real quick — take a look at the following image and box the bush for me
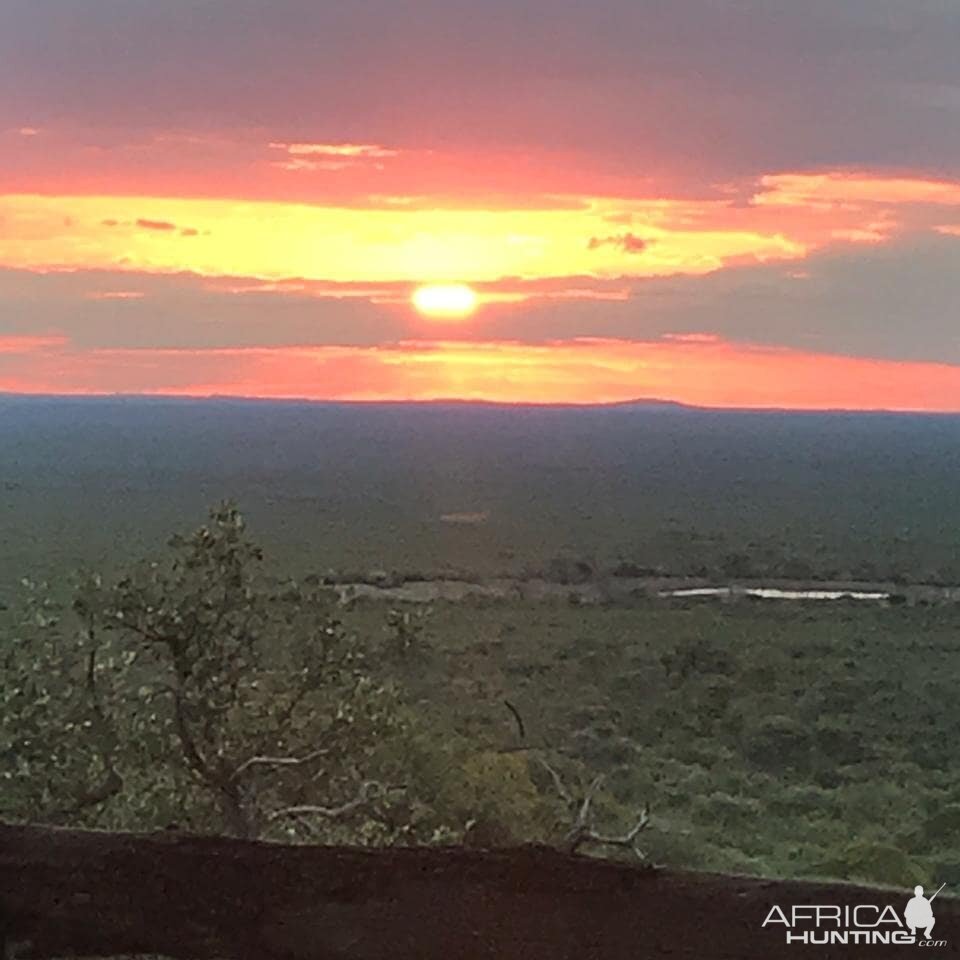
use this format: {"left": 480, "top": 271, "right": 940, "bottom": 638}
{"left": 922, "top": 803, "right": 960, "bottom": 847}
{"left": 691, "top": 791, "right": 762, "bottom": 829}
{"left": 816, "top": 841, "right": 926, "bottom": 887}
{"left": 741, "top": 715, "right": 812, "bottom": 773}
{"left": 812, "top": 716, "right": 869, "bottom": 766}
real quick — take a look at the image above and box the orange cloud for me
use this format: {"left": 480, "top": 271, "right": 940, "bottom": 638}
{"left": 755, "top": 172, "right": 960, "bottom": 209}
{"left": 136, "top": 218, "right": 178, "bottom": 232}
{"left": 3, "top": 336, "right": 960, "bottom": 412}
{"left": 100, "top": 217, "right": 200, "bottom": 236}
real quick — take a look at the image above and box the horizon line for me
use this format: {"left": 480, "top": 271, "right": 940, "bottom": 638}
{"left": 2, "top": 390, "right": 959, "bottom": 417}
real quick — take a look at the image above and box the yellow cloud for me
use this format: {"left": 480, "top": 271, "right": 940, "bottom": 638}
{"left": 0, "top": 193, "right": 805, "bottom": 284}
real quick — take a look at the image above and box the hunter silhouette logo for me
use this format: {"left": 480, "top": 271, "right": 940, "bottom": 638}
{"left": 762, "top": 883, "right": 949, "bottom": 947}
{"left": 905, "top": 884, "right": 945, "bottom": 941}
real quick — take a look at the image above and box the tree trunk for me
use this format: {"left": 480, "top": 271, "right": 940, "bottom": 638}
{"left": 0, "top": 822, "right": 953, "bottom": 959}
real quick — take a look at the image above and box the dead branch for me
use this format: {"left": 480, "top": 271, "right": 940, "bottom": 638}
{"left": 568, "top": 806, "right": 651, "bottom": 860}
{"left": 231, "top": 748, "right": 328, "bottom": 781}
{"left": 569, "top": 774, "right": 606, "bottom": 836}
{"left": 267, "top": 780, "right": 403, "bottom": 822}
{"left": 503, "top": 700, "right": 525, "bottom": 741}
{"left": 540, "top": 763, "right": 650, "bottom": 860}
{"left": 537, "top": 757, "right": 574, "bottom": 807}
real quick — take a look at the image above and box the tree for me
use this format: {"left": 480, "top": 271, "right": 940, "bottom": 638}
{"left": 1, "top": 502, "right": 650, "bottom": 857}
{"left": 1, "top": 503, "right": 409, "bottom": 842}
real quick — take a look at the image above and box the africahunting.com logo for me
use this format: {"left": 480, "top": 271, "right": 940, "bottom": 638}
{"left": 762, "top": 884, "right": 948, "bottom": 947}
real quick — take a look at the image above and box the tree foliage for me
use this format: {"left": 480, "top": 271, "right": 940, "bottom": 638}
{"left": 2, "top": 504, "right": 412, "bottom": 841}
{"left": 1, "top": 503, "right": 603, "bottom": 854}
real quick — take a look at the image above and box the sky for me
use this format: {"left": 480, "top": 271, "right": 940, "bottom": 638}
{"left": 2, "top": 0, "right": 960, "bottom": 409}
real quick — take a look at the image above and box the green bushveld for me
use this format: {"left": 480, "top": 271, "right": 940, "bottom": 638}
{"left": 2, "top": 503, "right": 959, "bottom": 890}
{"left": 343, "top": 585, "right": 960, "bottom": 887}
{"left": 3, "top": 399, "right": 960, "bottom": 592}
{"left": 0, "top": 505, "right": 563, "bottom": 847}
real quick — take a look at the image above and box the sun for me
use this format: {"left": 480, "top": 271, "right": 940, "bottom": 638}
{"left": 412, "top": 283, "right": 478, "bottom": 319}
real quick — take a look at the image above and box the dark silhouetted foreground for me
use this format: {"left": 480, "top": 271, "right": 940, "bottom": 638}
{"left": 1, "top": 823, "right": 955, "bottom": 959}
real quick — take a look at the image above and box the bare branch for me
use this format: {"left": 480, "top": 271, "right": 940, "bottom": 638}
{"left": 569, "top": 806, "right": 651, "bottom": 860}
{"left": 231, "top": 748, "right": 328, "bottom": 781}
{"left": 503, "top": 700, "right": 525, "bottom": 741}
{"left": 538, "top": 759, "right": 650, "bottom": 861}
{"left": 268, "top": 781, "right": 404, "bottom": 822}
{"left": 537, "top": 758, "right": 574, "bottom": 808}
{"left": 570, "top": 774, "right": 605, "bottom": 836}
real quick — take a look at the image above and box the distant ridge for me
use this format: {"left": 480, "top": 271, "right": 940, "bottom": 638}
{"left": 2, "top": 391, "right": 959, "bottom": 415}
{"left": 0, "top": 391, "right": 694, "bottom": 410}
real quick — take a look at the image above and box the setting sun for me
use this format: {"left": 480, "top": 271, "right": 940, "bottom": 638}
{"left": 412, "top": 283, "right": 479, "bottom": 319}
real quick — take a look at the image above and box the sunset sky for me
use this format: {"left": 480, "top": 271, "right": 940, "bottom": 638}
{"left": 2, "top": 0, "right": 960, "bottom": 409}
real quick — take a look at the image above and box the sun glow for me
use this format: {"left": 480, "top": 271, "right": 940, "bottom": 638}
{"left": 412, "top": 283, "right": 479, "bottom": 319}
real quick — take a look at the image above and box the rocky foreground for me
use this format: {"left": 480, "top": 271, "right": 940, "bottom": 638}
{"left": 1, "top": 823, "right": 955, "bottom": 959}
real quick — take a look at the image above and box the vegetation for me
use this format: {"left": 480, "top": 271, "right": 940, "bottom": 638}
{"left": 0, "top": 504, "right": 631, "bottom": 853}
{"left": 2, "top": 399, "right": 959, "bottom": 890}
{"left": 3, "top": 398, "right": 960, "bottom": 590}
{"left": 342, "top": 595, "right": 960, "bottom": 887}
{"left": 3, "top": 501, "right": 958, "bottom": 891}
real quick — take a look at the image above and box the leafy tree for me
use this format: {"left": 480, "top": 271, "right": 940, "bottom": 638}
{"left": 1, "top": 577, "right": 131, "bottom": 824}
{"left": 1, "top": 504, "right": 410, "bottom": 841}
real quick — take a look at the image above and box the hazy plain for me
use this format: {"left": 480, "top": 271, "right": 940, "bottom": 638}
{"left": 3, "top": 396, "right": 960, "bottom": 593}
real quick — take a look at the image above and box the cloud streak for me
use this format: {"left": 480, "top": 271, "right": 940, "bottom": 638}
{"left": 587, "top": 232, "right": 650, "bottom": 254}
{"left": 0, "top": 192, "right": 807, "bottom": 282}
{"left": 2, "top": 227, "right": 959, "bottom": 364}
{"left": 2, "top": 335, "right": 960, "bottom": 412}
{"left": 0, "top": 2, "right": 958, "bottom": 404}
{"left": 2, "top": 0, "right": 958, "bottom": 183}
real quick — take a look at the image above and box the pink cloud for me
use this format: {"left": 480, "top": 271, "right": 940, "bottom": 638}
{"left": 268, "top": 141, "right": 399, "bottom": 173}
{"left": 0, "top": 334, "right": 67, "bottom": 353}
{"left": 3, "top": 335, "right": 960, "bottom": 412}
